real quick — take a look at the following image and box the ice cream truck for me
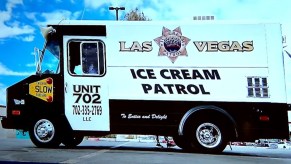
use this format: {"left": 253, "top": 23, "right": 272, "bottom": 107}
{"left": 1, "top": 20, "right": 291, "bottom": 153}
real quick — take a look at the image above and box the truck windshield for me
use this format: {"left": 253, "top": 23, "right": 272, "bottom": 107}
{"left": 38, "top": 38, "right": 60, "bottom": 74}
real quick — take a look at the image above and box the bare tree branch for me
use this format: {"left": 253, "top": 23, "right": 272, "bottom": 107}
{"left": 124, "top": 8, "right": 151, "bottom": 21}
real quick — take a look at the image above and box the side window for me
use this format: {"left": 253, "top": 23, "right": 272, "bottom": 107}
{"left": 68, "top": 41, "right": 81, "bottom": 74}
{"left": 68, "top": 40, "right": 106, "bottom": 76}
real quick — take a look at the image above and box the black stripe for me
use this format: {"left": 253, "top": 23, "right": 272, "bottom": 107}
{"left": 51, "top": 25, "right": 106, "bottom": 36}
{"left": 109, "top": 99, "right": 289, "bottom": 139}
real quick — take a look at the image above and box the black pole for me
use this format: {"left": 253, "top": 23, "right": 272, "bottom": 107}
{"left": 109, "top": 7, "right": 125, "bottom": 21}
{"left": 116, "top": 10, "right": 118, "bottom": 21}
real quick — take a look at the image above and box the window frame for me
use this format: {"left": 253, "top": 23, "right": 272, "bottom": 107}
{"left": 246, "top": 76, "right": 269, "bottom": 98}
{"left": 68, "top": 39, "right": 106, "bottom": 77}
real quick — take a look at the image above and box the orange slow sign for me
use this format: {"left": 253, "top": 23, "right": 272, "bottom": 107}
{"left": 29, "top": 77, "right": 53, "bottom": 102}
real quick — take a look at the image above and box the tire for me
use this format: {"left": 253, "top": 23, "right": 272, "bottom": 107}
{"left": 29, "top": 118, "right": 62, "bottom": 148}
{"left": 185, "top": 117, "right": 228, "bottom": 154}
{"left": 62, "top": 135, "right": 84, "bottom": 148}
{"left": 173, "top": 135, "right": 195, "bottom": 152}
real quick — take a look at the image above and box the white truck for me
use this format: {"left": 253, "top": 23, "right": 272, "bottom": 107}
{"left": 1, "top": 20, "right": 290, "bottom": 153}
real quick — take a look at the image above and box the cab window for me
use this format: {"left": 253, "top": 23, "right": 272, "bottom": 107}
{"left": 68, "top": 40, "right": 106, "bottom": 76}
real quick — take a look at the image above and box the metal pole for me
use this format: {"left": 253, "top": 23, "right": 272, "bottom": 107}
{"left": 109, "top": 7, "right": 125, "bottom": 21}
{"left": 116, "top": 9, "right": 118, "bottom": 21}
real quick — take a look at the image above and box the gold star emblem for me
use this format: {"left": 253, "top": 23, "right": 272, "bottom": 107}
{"left": 154, "top": 27, "right": 190, "bottom": 63}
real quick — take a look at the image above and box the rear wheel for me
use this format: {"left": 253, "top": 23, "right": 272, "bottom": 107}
{"left": 173, "top": 135, "right": 194, "bottom": 152}
{"left": 29, "top": 118, "right": 62, "bottom": 148}
{"left": 185, "top": 117, "right": 228, "bottom": 154}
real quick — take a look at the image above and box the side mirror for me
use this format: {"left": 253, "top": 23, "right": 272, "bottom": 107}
{"left": 40, "top": 26, "right": 56, "bottom": 41}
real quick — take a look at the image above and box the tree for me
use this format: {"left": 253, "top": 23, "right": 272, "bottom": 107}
{"left": 124, "top": 8, "right": 151, "bottom": 21}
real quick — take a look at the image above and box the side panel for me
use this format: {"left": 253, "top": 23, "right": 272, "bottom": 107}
{"left": 106, "top": 23, "right": 286, "bottom": 103}
{"left": 105, "top": 22, "right": 289, "bottom": 140}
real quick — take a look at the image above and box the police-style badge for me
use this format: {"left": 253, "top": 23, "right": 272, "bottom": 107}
{"left": 154, "top": 27, "right": 190, "bottom": 63}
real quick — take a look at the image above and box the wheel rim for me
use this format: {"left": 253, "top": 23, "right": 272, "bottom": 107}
{"left": 195, "top": 122, "right": 222, "bottom": 148}
{"left": 34, "top": 119, "right": 55, "bottom": 143}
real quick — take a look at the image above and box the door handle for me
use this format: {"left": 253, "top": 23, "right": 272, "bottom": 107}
{"left": 65, "top": 82, "right": 67, "bottom": 93}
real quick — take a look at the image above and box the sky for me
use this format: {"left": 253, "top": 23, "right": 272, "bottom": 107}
{"left": 0, "top": 0, "right": 291, "bottom": 105}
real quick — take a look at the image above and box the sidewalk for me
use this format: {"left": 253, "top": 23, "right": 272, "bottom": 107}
{"left": 88, "top": 135, "right": 156, "bottom": 143}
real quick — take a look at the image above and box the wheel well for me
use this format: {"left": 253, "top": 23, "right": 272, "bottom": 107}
{"left": 179, "top": 106, "right": 238, "bottom": 140}
{"left": 28, "top": 114, "right": 71, "bottom": 135}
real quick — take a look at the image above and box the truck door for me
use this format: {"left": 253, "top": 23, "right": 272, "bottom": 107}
{"left": 63, "top": 36, "right": 109, "bottom": 131}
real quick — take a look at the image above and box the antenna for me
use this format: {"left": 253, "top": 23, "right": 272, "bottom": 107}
{"left": 58, "top": 17, "right": 66, "bottom": 25}
{"left": 81, "top": 6, "right": 85, "bottom": 20}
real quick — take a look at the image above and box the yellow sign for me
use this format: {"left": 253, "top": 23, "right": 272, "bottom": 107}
{"left": 29, "top": 77, "right": 53, "bottom": 102}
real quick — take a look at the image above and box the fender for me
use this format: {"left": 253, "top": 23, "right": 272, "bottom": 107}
{"left": 178, "top": 105, "right": 238, "bottom": 137}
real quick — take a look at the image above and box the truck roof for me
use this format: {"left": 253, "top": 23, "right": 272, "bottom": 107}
{"left": 48, "top": 19, "right": 282, "bottom": 27}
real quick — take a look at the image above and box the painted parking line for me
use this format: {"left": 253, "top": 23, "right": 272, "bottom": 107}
{"left": 60, "top": 142, "right": 129, "bottom": 164}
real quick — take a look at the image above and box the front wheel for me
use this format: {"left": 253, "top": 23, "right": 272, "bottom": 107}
{"left": 62, "top": 135, "right": 84, "bottom": 147}
{"left": 29, "top": 118, "right": 62, "bottom": 148}
{"left": 186, "top": 118, "right": 228, "bottom": 154}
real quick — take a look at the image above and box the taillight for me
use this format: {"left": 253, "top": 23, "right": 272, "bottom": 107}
{"left": 12, "top": 110, "right": 21, "bottom": 116}
{"left": 259, "top": 115, "right": 269, "bottom": 121}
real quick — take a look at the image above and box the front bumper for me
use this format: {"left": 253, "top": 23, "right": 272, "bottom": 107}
{"left": 1, "top": 117, "right": 16, "bottom": 129}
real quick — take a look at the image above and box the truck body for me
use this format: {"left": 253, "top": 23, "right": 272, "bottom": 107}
{"left": 1, "top": 20, "right": 290, "bottom": 153}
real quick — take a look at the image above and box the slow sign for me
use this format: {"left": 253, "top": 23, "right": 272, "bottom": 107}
{"left": 29, "top": 77, "right": 53, "bottom": 102}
